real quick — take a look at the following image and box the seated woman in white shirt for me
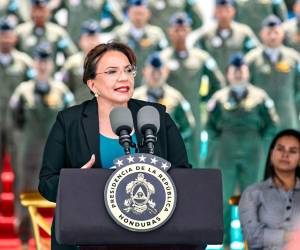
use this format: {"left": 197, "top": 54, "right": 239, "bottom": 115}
{"left": 239, "top": 129, "right": 300, "bottom": 250}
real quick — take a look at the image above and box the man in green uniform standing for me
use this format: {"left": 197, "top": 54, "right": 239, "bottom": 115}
{"left": 61, "top": 19, "right": 102, "bottom": 104}
{"left": 112, "top": 0, "right": 168, "bottom": 87}
{"left": 206, "top": 53, "right": 278, "bottom": 248}
{"left": 15, "top": 0, "right": 77, "bottom": 69}
{"left": 246, "top": 15, "right": 300, "bottom": 130}
{"left": 160, "top": 12, "right": 225, "bottom": 167}
{"left": 283, "top": 0, "right": 300, "bottom": 52}
{"left": 60, "top": 0, "right": 124, "bottom": 42}
{"left": 0, "top": 16, "right": 33, "bottom": 186}
{"left": 234, "top": 0, "right": 288, "bottom": 35}
{"left": 134, "top": 53, "right": 195, "bottom": 165}
{"left": 147, "top": 0, "right": 203, "bottom": 33}
{"left": 9, "top": 41, "right": 74, "bottom": 243}
{"left": 191, "top": 0, "right": 259, "bottom": 74}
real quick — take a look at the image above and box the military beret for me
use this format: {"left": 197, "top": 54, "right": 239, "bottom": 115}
{"left": 216, "top": 0, "right": 234, "bottom": 6}
{"left": 34, "top": 41, "right": 52, "bottom": 60}
{"left": 147, "top": 53, "right": 163, "bottom": 69}
{"left": 80, "top": 19, "right": 101, "bottom": 35}
{"left": 31, "top": 0, "right": 49, "bottom": 6}
{"left": 169, "top": 12, "right": 192, "bottom": 26}
{"left": 262, "top": 15, "right": 282, "bottom": 28}
{"left": 128, "top": 0, "right": 147, "bottom": 7}
{"left": 229, "top": 52, "right": 245, "bottom": 67}
{"left": 0, "top": 17, "right": 15, "bottom": 31}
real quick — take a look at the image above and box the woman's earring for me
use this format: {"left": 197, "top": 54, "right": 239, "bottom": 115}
{"left": 94, "top": 91, "right": 99, "bottom": 98}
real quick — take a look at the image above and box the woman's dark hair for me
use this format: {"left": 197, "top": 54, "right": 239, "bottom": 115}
{"left": 264, "top": 129, "right": 300, "bottom": 180}
{"left": 82, "top": 41, "right": 137, "bottom": 84}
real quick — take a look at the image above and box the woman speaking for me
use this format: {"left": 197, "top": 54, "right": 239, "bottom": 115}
{"left": 38, "top": 42, "right": 191, "bottom": 250}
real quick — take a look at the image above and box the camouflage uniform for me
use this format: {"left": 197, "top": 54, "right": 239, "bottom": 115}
{"left": 15, "top": 21, "right": 77, "bottom": 68}
{"left": 113, "top": 22, "right": 168, "bottom": 86}
{"left": 134, "top": 84, "right": 195, "bottom": 166}
{"left": 191, "top": 21, "right": 259, "bottom": 74}
{"left": 234, "top": 0, "right": 288, "bottom": 34}
{"left": 160, "top": 46, "right": 225, "bottom": 166}
{"left": 63, "top": 0, "right": 124, "bottom": 42}
{"left": 62, "top": 52, "right": 91, "bottom": 103}
{"left": 283, "top": 18, "right": 300, "bottom": 52}
{"left": 147, "top": 0, "right": 203, "bottom": 33}
{"left": 245, "top": 46, "right": 300, "bottom": 130}
{"left": 206, "top": 83, "right": 278, "bottom": 245}
{"left": 9, "top": 78, "right": 74, "bottom": 241}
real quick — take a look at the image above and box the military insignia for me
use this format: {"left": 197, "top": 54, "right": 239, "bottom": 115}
{"left": 276, "top": 61, "right": 290, "bottom": 73}
{"left": 261, "top": 64, "right": 271, "bottom": 74}
{"left": 104, "top": 153, "right": 177, "bottom": 232}
{"left": 167, "top": 59, "right": 180, "bottom": 71}
{"left": 44, "top": 93, "right": 61, "bottom": 108}
{"left": 140, "top": 38, "right": 152, "bottom": 48}
{"left": 211, "top": 36, "right": 222, "bottom": 48}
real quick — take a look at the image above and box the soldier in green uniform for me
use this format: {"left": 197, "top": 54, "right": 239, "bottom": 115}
{"left": 147, "top": 0, "right": 203, "bottom": 33}
{"left": 246, "top": 15, "right": 300, "bottom": 130}
{"left": 112, "top": 0, "right": 169, "bottom": 87}
{"left": 9, "top": 42, "right": 74, "bottom": 243}
{"left": 133, "top": 53, "right": 195, "bottom": 165}
{"left": 160, "top": 12, "right": 225, "bottom": 167}
{"left": 283, "top": 0, "right": 300, "bottom": 52}
{"left": 191, "top": 0, "right": 259, "bottom": 74}
{"left": 234, "top": 0, "right": 288, "bottom": 35}
{"left": 57, "top": 0, "right": 124, "bottom": 43}
{"left": 0, "top": 17, "right": 33, "bottom": 187}
{"left": 206, "top": 53, "right": 278, "bottom": 247}
{"left": 61, "top": 19, "right": 102, "bottom": 104}
{"left": 15, "top": 0, "right": 77, "bottom": 69}
{"left": 0, "top": 0, "right": 31, "bottom": 24}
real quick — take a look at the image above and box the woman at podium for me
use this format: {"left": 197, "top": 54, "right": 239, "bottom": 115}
{"left": 39, "top": 41, "right": 191, "bottom": 250}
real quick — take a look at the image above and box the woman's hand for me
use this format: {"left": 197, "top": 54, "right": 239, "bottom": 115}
{"left": 81, "top": 154, "right": 95, "bottom": 169}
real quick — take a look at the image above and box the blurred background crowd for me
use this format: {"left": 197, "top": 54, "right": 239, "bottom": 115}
{"left": 1, "top": 0, "right": 300, "bottom": 249}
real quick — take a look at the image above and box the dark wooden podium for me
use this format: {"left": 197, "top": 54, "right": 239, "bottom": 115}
{"left": 54, "top": 168, "right": 223, "bottom": 250}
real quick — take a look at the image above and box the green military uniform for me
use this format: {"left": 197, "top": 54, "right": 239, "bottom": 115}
{"left": 0, "top": 0, "right": 31, "bottom": 24}
{"left": 283, "top": 18, "right": 300, "bottom": 52}
{"left": 133, "top": 83, "right": 196, "bottom": 165}
{"left": 245, "top": 46, "right": 300, "bottom": 129}
{"left": 0, "top": 49, "right": 32, "bottom": 172}
{"left": 64, "top": 0, "right": 124, "bottom": 42}
{"left": 113, "top": 22, "right": 168, "bottom": 86}
{"left": 9, "top": 78, "right": 74, "bottom": 241}
{"left": 191, "top": 21, "right": 259, "bottom": 74}
{"left": 15, "top": 21, "right": 77, "bottom": 68}
{"left": 234, "top": 0, "right": 288, "bottom": 34}
{"left": 62, "top": 51, "right": 92, "bottom": 103}
{"left": 206, "top": 83, "right": 278, "bottom": 245}
{"left": 147, "top": 0, "right": 203, "bottom": 33}
{"left": 160, "top": 47, "right": 225, "bottom": 167}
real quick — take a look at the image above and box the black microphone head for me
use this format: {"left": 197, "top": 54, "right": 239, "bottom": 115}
{"left": 137, "top": 106, "right": 160, "bottom": 134}
{"left": 109, "top": 107, "right": 134, "bottom": 136}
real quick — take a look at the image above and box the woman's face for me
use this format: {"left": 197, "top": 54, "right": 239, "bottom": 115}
{"left": 87, "top": 50, "right": 135, "bottom": 106}
{"left": 271, "top": 135, "right": 300, "bottom": 175}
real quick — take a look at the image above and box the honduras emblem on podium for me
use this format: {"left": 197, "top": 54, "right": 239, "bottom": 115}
{"left": 104, "top": 153, "right": 177, "bottom": 232}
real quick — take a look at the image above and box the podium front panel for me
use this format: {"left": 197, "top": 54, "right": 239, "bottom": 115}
{"left": 55, "top": 168, "right": 223, "bottom": 246}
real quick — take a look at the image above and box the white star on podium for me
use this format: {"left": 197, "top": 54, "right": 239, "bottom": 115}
{"left": 150, "top": 157, "right": 158, "bottom": 165}
{"left": 139, "top": 155, "right": 146, "bottom": 162}
{"left": 116, "top": 160, "right": 123, "bottom": 167}
{"left": 161, "top": 162, "right": 168, "bottom": 170}
{"left": 127, "top": 155, "right": 135, "bottom": 163}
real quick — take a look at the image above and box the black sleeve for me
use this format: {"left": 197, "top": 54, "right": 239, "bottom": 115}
{"left": 38, "top": 112, "right": 67, "bottom": 202}
{"left": 165, "top": 113, "right": 192, "bottom": 168}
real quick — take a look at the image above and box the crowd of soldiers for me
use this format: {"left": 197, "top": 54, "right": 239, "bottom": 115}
{"left": 1, "top": 0, "right": 300, "bottom": 247}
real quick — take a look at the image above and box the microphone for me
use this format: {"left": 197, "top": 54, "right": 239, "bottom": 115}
{"left": 137, "top": 106, "right": 160, "bottom": 154}
{"left": 109, "top": 107, "right": 134, "bottom": 155}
